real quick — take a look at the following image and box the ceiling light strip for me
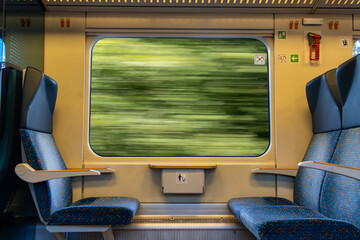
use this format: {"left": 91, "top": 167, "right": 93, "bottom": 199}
{"left": 43, "top": 0, "right": 319, "bottom": 6}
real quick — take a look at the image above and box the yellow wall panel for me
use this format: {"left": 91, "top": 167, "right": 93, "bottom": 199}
{"left": 44, "top": 12, "right": 86, "bottom": 201}
{"left": 274, "top": 14, "right": 353, "bottom": 200}
{"left": 43, "top": 12, "right": 355, "bottom": 204}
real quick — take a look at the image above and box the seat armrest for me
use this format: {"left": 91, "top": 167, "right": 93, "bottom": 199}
{"left": 15, "top": 163, "right": 115, "bottom": 183}
{"left": 298, "top": 161, "right": 360, "bottom": 181}
{"left": 67, "top": 168, "right": 115, "bottom": 173}
{"left": 251, "top": 168, "right": 298, "bottom": 177}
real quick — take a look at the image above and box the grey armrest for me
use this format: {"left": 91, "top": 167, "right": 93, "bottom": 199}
{"left": 251, "top": 168, "right": 298, "bottom": 177}
{"left": 15, "top": 163, "right": 115, "bottom": 183}
{"left": 298, "top": 161, "right": 360, "bottom": 181}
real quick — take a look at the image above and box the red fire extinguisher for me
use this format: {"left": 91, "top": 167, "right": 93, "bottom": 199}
{"left": 307, "top": 32, "right": 322, "bottom": 61}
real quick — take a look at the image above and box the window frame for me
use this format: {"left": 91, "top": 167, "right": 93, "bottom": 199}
{"left": 84, "top": 33, "right": 275, "bottom": 164}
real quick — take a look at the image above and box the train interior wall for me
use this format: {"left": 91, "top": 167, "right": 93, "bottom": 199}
{"left": 2, "top": 9, "right": 360, "bottom": 240}
{"left": 44, "top": 13, "right": 355, "bottom": 203}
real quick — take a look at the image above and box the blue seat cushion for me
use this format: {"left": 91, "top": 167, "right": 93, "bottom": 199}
{"left": 238, "top": 206, "right": 360, "bottom": 240}
{"left": 48, "top": 197, "right": 140, "bottom": 225}
{"left": 228, "top": 197, "right": 295, "bottom": 216}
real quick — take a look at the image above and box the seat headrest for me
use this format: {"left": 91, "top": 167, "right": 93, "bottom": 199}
{"left": 20, "top": 67, "right": 57, "bottom": 134}
{"left": 337, "top": 55, "right": 360, "bottom": 129}
{"left": 306, "top": 69, "right": 341, "bottom": 133}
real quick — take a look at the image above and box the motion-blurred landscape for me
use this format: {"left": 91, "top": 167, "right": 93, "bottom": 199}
{"left": 90, "top": 38, "right": 269, "bottom": 157}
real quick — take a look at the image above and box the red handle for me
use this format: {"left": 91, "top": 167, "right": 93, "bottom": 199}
{"left": 310, "top": 44, "right": 320, "bottom": 61}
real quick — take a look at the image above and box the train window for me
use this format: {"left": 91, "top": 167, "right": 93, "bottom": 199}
{"left": 0, "top": 37, "right": 5, "bottom": 67}
{"left": 90, "top": 38, "right": 269, "bottom": 157}
{"left": 353, "top": 39, "right": 360, "bottom": 56}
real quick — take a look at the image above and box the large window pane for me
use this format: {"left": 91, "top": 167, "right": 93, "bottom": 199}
{"left": 90, "top": 38, "right": 269, "bottom": 157}
{"left": 354, "top": 39, "right": 360, "bottom": 56}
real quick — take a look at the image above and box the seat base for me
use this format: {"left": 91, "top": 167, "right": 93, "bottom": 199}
{"left": 232, "top": 205, "right": 360, "bottom": 240}
{"left": 228, "top": 197, "right": 296, "bottom": 218}
{"left": 47, "top": 225, "right": 114, "bottom": 240}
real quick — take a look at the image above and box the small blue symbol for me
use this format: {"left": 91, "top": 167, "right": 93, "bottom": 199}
{"left": 178, "top": 173, "right": 185, "bottom": 182}
{"left": 176, "top": 172, "right": 188, "bottom": 184}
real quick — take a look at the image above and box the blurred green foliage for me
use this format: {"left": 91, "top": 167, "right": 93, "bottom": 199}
{"left": 354, "top": 39, "right": 360, "bottom": 56}
{"left": 90, "top": 38, "right": 269, "bottom": 157}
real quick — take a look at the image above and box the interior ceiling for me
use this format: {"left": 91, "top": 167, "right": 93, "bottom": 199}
{"left": 7, "top": 0, "right": 360, "bottom": 13}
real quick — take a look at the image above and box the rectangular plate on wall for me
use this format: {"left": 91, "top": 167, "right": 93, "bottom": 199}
{"left": 149, "top": 164, "right": 216, "bottom": 194}
{"left": 161, "top": 169, "right": 205, "bottom": 194}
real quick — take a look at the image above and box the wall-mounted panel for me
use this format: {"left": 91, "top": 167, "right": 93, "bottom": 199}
{"left": 86, "top": 13, "right": 273, "bottom": 30}
{"left": 274, "top": 14, "right": 353, "bottom": 200}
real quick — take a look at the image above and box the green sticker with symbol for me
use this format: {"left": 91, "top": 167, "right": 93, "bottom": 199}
{"left": 278, "top": 31, "right": 287, "bottom": 40}
{"left": 290, "top": 54, "right": 299, "bottom": 63}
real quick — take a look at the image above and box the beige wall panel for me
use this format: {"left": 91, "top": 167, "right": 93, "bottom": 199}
{"left": 82, "top": 21, "right": 275, "bottom": 203}
{"left": 274, "top": 14, "right": 353, "bottom": 199}
{"left": 44, "top": 12, "right": 86, "bottom": 201}
{"left": 86, "top": 13, "right": 273, "bottom": 30}
{"left": 43, "top": 12, "right": 358, "bottom": 206}
{"left": 354, "top": 15, "right": 360, "bottom": 31}
{"left": 83, "top": 163, "right": 275, "bottom": 203}
{"left": 45, "top": 13, "right": 275, "bottom": 203}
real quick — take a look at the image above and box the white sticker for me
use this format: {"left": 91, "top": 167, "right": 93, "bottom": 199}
{"left": 340, "top": 37, "right": 351, "bottom": 48}
{"left": 176, "top": 172, "right": 188, "bottom": 184}
{"left": 254, "top": 55, "right": 266, "bottom": 65}
{"left": 277, "top": 54, "right": 287, "bottom": 64}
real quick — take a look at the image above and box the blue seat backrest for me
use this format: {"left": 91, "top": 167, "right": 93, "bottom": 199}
{"left": 320, "top": 55, "right": 360, "bottom": 228}
{"left": 294, "top": 69, "right": 342, "bottom": 212}
{"left": 20, "top": 67, "right": 72, "bottom": 224}
{"left": 20, "top": 67, "right": 57, "bottom": 134}
{"left": 306, "top": 69, "right": 342, "bottom": 133}
{"left": 336, "top": 55, "right": 360, "bottom": 129}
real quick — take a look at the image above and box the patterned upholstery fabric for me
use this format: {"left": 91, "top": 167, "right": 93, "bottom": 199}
{"left": 21, "top": 129, "right": 140, "bottom": 225}
{"left": 238, "top": 206, "right": 360, "bottom": 240}
{"left": 320, "top": 127, "right": 360, "bottom": 228}
{"left": 294, "top": 130, "right": 341, "bottom": 211}
{"left": 49, "top": 197, "right": 140, "bottom": 225}
{"left": 20, "top": 129, "right": 72, "bottom": 223}
{"left": 228, "top": 197, "right": 295, "bottom": 214}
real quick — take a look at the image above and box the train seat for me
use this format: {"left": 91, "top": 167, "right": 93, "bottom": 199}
{"left": 229, "top": 69, "right": 341, "bottom": 213}
{"left": 319, "top": 54, "right": 360, "bottom": 228}
{"left": 15, "top": 67, "right": 140, "bottom": 240}
{"left": 228, "top": 61, "right": 360, "bottom": 239}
